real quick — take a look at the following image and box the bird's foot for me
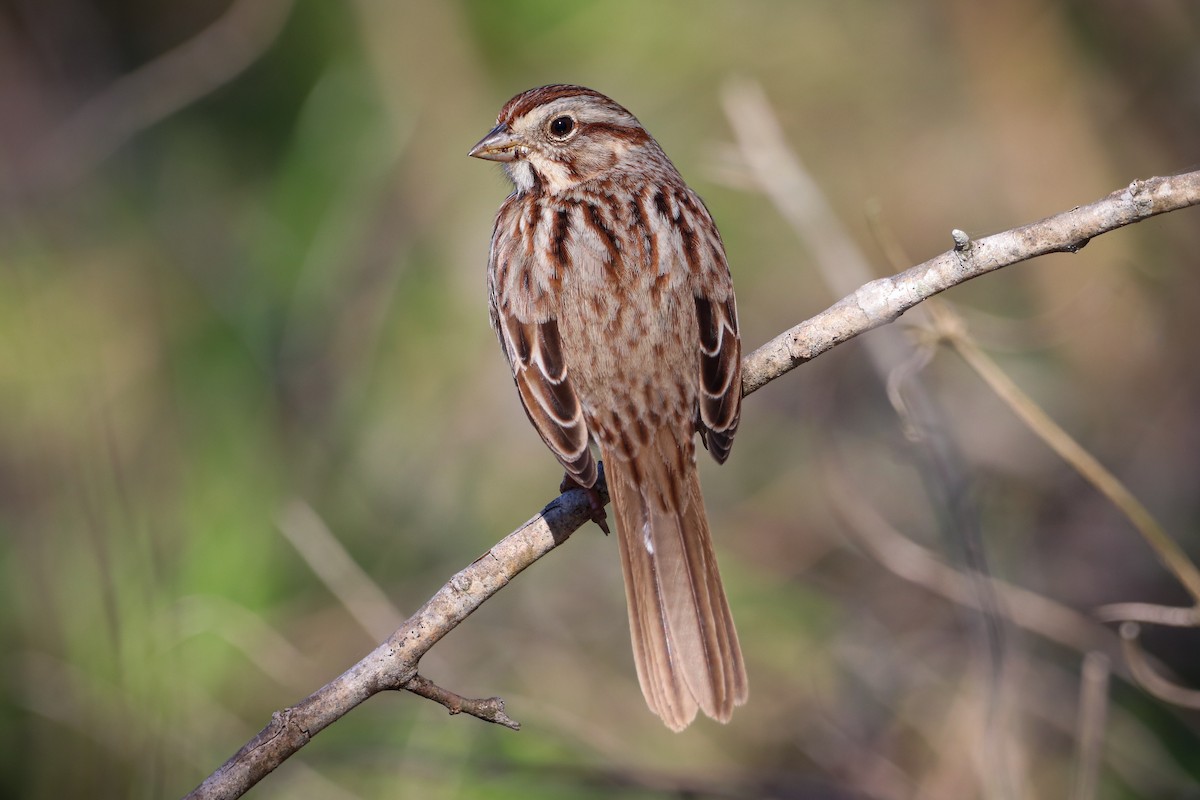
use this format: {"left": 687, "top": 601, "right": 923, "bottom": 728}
{"left": 559, "top": 473, "right": 610, "bottom": 535}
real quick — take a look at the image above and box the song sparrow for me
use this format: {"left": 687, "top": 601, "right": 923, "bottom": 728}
{"left": 469, "top": 85, "right": 746, "bottom": 730}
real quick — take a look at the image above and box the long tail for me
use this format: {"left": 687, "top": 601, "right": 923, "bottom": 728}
{"left": 604, "top": 427, "right": 747, "bottom": 731}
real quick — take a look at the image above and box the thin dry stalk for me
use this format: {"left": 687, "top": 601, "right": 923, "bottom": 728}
{"left": 935, "top": 306, "right": 1200, "bottom": 606}
{"left": 1070, "top": 653, "right": 1111, "bottom": 800}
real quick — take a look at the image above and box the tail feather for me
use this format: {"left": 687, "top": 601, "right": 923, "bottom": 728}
{"left": 606, "top": 427, "right": 747, "bottom": 731}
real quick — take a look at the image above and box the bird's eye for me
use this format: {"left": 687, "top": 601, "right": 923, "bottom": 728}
{"left": 548, "top": 115, "right": 575, "bottom": 139}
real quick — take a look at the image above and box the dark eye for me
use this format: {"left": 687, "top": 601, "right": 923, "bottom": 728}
{"left": 548, "top": 115, "right": 575, "bottom": 138}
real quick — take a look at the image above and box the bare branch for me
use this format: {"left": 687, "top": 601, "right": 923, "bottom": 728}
{"left": 404, "top": 674, "right": 520, "bottom": 730}
{"left": 183, "top": 168, "right": 1200, "bottom": 799}
{"left": 741, "top": 169, "right": 1200, "bottom": 396}
{"left": 184, "top": 486, "right": 599, "bottom": 800}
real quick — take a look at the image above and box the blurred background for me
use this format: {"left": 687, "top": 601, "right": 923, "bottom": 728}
{"left": 3, "top": 1, "right": 1200, "bottom": 798}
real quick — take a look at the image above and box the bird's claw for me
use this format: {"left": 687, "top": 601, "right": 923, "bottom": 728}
{"left": 559, "top": 473, "right": 610, "bottom": 535}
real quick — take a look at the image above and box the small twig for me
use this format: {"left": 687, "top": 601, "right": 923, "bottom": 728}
{"left": 404, "top": 674, "right": 520, "bottom": 730}
{"left": 1119, "top": 623, "right": 1200, "bottom": 710}
{"left": 1094, "top": 602, "right": 1200, "bottom": 627}
{"left": 1069, "top": 652, "right": 1111, "bottom": 800}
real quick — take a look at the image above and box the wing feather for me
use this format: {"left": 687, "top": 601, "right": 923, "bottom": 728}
{"left": 694, "top": 293, "right": 741, "bottom": 464}
{"left": 490, "top": 197, "right": 597, "bottom": 487}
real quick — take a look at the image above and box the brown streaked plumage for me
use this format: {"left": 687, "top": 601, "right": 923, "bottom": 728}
{"left": 470, "top": 85, "right": 746, "bottom": 730}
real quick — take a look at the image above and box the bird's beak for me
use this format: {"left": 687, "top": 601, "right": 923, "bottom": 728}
{"left": 468, "top": 123, "right": 522, "bottom": 162}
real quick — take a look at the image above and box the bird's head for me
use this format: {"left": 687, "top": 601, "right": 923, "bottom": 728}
{"left": 469, "top": 85, "right": 656, "bottom": 194}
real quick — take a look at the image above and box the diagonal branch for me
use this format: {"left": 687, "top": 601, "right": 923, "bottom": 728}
{"left": 741, "top": 170, "right": 1200, "bottom": 395}
{"left": 183, "top": 169, "right": 1200, "bottom": 800}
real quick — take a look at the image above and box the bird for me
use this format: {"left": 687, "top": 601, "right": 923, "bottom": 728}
{"left": 469, "top": 85, "right": 746, "bottom": 730}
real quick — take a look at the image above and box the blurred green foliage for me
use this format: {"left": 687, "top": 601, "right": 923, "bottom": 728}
{"left": 2, "top": 1, "right": 1200, "bottom": 798}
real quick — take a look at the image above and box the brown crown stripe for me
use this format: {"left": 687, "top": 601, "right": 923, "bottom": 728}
{"left": 497, "top": 84, "right": 650, "bottom": 133}
{"left": 499, "top": 84, "right": 616, "bottom": 124}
